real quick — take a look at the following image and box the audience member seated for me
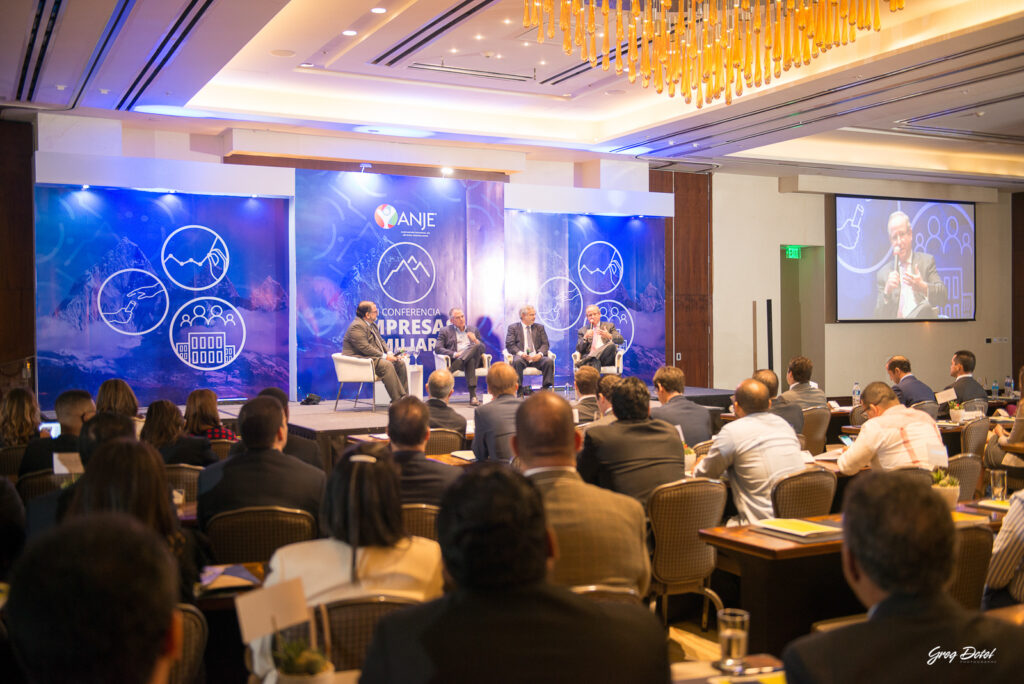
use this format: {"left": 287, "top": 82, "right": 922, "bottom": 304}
{"left": 885, "top": 355, "right": 936, "bottom": 406}
{"left": 424, "top": 369, "right": 468, "bottom": 436}
{"left": 19, "top": 389, "right": 95, "bottom": 476}
{"left": 184, "top": 388, "right": 237, "bottom": 441}
{"left": 250, "top": 443, "right": 443, "bottom": 680}
{"left": 985, "top": 366, "right": 1024, "bottom": 470}
{"left": 66, "top": 438, "right": 211, "bottom": 602}
{"left": 515, "top": 392, "right": 650, "bottom": 594}
{"left": 783, "top": 472, "right": 1024, "bottom": 683}
{"left": 0, "top": 477, "right": 25, "bottom": 581}
{"left": 0, "top": 388, "right": 43, "bottom": 448}
{"left": 196, "top": 396, "right": 324, "bottom": 529}
{"left": 95, "top": 378, "right": 144, "bottom": 435}
{"left": 388, "top": 396, "right": 460, "bottom": 505}
{"left": 752, "top": 368, "right": 804, "bottom": 434}
{"left": 227, "top": 387, "right": 323, "bottom": 469}
{"left": 586, "top": 374, "right": 623, "bottom": 430}
{"left": 472, "top": 362, "right": 522, "bottom": 462}
{"left": 945, "top": 349, "right": 988, "bottom": 403}
{"left": 578, "top": 376, "right": 685, "bottom": 504}
{"left": 650, "top": 365, "right": 712, "bottom": 445}
{"left": 695, "top": 379, "right": 804, "bottom": 525}
{"left": 983, "top": 488, "right": 1024, "bottom": 609}
{"left": 780, "top": 356, "right": 827, "bottom": 410}
{"left": 5, "top": 513, "right": 183, "bottom": 684}
{"left": 141, "top": 400, "right": 215, "bottom": 467}
{"left": 837, "top": 382, "right": 947, "bottom": 476}
{"left": 572, "top": 366, "right": 601, "bottom": 423}
{"left": 361, "top": 464, "right": 669, "bottom": 684}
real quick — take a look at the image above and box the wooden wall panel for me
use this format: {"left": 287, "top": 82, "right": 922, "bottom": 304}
{"left": 0, "top": 121, "right": 35, "bottom": 373}
{"left": 1013, "top": 192, "right": 1024, "bottom": 379}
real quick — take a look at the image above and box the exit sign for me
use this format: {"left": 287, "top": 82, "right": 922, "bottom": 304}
{"left": 785, "top": 245, "right": 802, "bottom": 259}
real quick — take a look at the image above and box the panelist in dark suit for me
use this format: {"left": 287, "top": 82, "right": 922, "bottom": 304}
{"left": 579, "top": 377, "right": 685, "bottom": 504}
{"left": 945, "top": 349, "right": 988, "bottom": 403}
{"left": 197, "top": 397, "right": 324, "bottom": 530}
{"left": 783, "top": 471, "right": 1024, "bottom": 683}
{"left": 472, "top": 363, "right": 522, "bottom": 462}
{"left": 505, "top": 304, "right": 554, "bottom": 393}
{"left": 649, "top": 365, "right": 712, "bottom": 446}
{"left": 387, "top": 396, "right": 460, "bottom": 506}
{"left": 424, "top": 369, "right": 467, "bottom": 437}
{"left": 434, "top": 307, "right": 486, "bottom": 405}
{"left": 576, "top": 304, "right": 624, "bottom": 371}
{"left": 360, "top": 465, "right": 669, "bottom": 684}
{"left": 873, "top": 211, "right": 947, "bottom": 319}
{"left": 341, "top": 300, "right": 407, "bottom": 403}
{"left": 885, "top": 355, "right": 936, "bottom": 407}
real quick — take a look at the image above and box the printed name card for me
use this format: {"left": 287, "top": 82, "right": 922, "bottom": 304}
{"left": 234, "top": 577, "right": 308, "bottom": 644}
{"left": 52, "top": 452, "right": 83, "bottom": 475}
{"left": 935, "top": 388, "right": 957, "bottom": 404}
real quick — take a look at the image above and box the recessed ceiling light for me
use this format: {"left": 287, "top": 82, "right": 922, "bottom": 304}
{"left": 503, "top": 18, "right": 511, "bottom": 24}
{"left": 522, "top": 42, "right": 529, "bottom": 47}
{"left": 370, "top": 7, "right": 386, "bottom": 13}
{"left": 496, "top": 54, "right": 503, "bottom": 59}
{"left": 441, "top": 167, "right": 454, "bottom": 176}
{"left": 270, "top": 49, "right": 295, "bottom": 57}
{"left": 299, "top": 62, "right": 314, "bottom": 67}
{"left": 562, "top": 93, "right": 571, "bottom": 97}
{"left": 450, "top": 48, "right": 458, "bottom": 53}
{"left": 475, "top": 34, "right": 483, "bottom": 40}
{"left": 540, "top": 60, "right": 546, "bottom": 65}
{"left": 976, "top": 111, "right": 986, "bottom": 117}
{"left": 342, "top": 30, "right": 357, "bottom": 36}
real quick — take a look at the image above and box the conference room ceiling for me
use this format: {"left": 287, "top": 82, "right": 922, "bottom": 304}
{"left": 1, "top": 0, "right": 1022, "bottom": 188}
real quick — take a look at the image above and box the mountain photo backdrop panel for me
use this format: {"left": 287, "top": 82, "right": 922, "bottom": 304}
{"left": 34, "top": 185, "right": 289, "bottom": 409}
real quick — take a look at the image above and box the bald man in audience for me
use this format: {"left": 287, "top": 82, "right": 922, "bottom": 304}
{"left": 752, "top": 368, "right": 804, "bottom": 434}
{"left": 572, "top": 366, "right": 601, "bottom": 423}
{"left": 885, "top": 356, "right": 936, "bottom": 407}
{"left": 514, "top": 392, "right": 650, "bottom": 594}
{"left": 471, "top": 362, "right": 522, "bottom": 461}
{"left": 650, "top": 365, "right": 712, "bottom": 445}
{"left": 424, "top": 369, "right": 468, "bottom": 436}
{"left": 388, "top": 395, "right": 460, "bottom": 506}
{"left": 780, "top": 356, "right": 827, "bottom": 410}
{"left": 578, "top": 376, "right": 685, "bottom": 504}
{"left": 695, "top": 379, "right": 804, "bottom": 524}
{"left": 19, "top": 389, "right": 95, "bottom": 476}
{"left": 837, "top": 381, "right": 947, "bottom": 476}
{"left": 586, "top": 374, "right": 623, "bottom": 430}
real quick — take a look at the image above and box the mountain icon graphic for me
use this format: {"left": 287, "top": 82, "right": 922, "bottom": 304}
{"left": 382, "top": 255, "right": 431, "bottom": 286}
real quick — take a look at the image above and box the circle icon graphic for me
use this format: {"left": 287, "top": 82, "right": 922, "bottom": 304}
{"left": 168, "top": 297, "right": 246, "bottom": 371}
{"left": 536, "top": 276, "right": 583, "bottom": 332}
{"left": 377, "top": 242, "right": 436, "bottom": 304}
{"left": 595, "top": 300, "right": 634, "bottom": 354}
{"left": 97, "top": 268, "right": 169, "bottom": 336}
{"left": 161, "top": 225, "right": 230, "bottom": 291}
{"left": 374, "top": 204, "right": 399, "bottom": 229}
{"left": 577, "top": 241, "right": 624, "bottom": 295}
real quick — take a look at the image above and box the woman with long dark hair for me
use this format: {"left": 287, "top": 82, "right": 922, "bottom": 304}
{"left": 141, "top": 400, "right": 215, "bottom": 466}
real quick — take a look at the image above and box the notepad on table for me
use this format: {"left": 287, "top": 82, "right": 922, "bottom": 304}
{"left": 752, "top": 518, "right": 843, "bottom": 541}
{"left": 973, "top": 499, "right": 1012, "bottom": 512}
{"left": 950, "top": 511, "right": 991, "bottom": 526}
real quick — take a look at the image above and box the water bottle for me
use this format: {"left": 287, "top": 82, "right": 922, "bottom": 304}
{"left": 851, "top": 382, "right": 861, "bottom": 407}
{"left": 992, "top": 380, "right": 999, "bottom": 397}
{"left": 1005, "top": 375, "right": 1014, "bottom": 397}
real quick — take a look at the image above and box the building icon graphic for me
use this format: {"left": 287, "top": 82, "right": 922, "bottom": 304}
{"left": 176, "top": 331, "right": 236, "bottom": 367}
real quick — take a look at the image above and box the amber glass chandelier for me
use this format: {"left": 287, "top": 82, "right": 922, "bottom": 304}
{"left": 523, "top": 0, "right": 906, "bottom": 108}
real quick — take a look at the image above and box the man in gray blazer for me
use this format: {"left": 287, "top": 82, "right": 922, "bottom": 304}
{"left": 341, "top": 300, "right": 407, "bottom": 403}
{"left": 649, "top": 365, "right": 712, "bottom": 446}
{"left": 516, "top": 391, "right": 650, "bottom": 594}
{"left": 873, "top": 211, "right": 947, "bottom": 319}
{"left": 576, "top": 305, "right": 624, "bottom": 371}
{"left": 471, "top": 362, "right": 522, "bottom": 462}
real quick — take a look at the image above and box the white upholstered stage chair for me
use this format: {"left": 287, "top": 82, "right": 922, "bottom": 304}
{"left": 571, "top": 348, "right": 625, "bottom": 375}
{"left": 331, "top": 353, "right": 379, "bottom": 412}
{"left": 432, "top": 351, "right": 492, "bottom": 384}
{"left": 501, "top": 350, "right": 556, "bottom": 389}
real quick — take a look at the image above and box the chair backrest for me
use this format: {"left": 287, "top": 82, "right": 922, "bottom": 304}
{"left": 849, "top": 404, "right": 869, "bottom": 426}
{"left": 401, "top": 503, "right": 440, "bottom": 541}
{"left": 331, "top": 353, "right": 376, "bottom": 383}
{"left": 911, "top": 400, "right": 940, "bottom": 419}
{"left": 947, "top": 525, "right": 993, "bottom": 611}
{"left": 960, "top": 417, "right": 990, "bottom": 458}
{"left": 692, "top": 440, "right": 713, "bottom": 459}
{"left": 206, "top": 506, "right": 317, "bottom": 564}
{"left": 891, "top": 466, "right": 935, "bottom": 488}
{"left": 165, "top": 464, "right": 204, "bottom": 502}
{"left": 209, "top": 439, "right": 235, "bottom": 461}
{"left": 647, "top": 478, "right": 726, "bottom": 585}
{"left": 801, "top": 406, "right": 831, "bottom": 455}
{"left": 168, "top": 603, "right": 208, "bottom": 684}
{"left": 962, "top": 398, "right": 988, "bottom": 415}
{"left": 424, "top": 428, "right": 463, "bottom": 455}
{"left": 570, "top": 584, "right": 642, "bottom": 605}
{"left": 946, "top": 454, "right": 982, "bottom": 502}
{"left": 771, "top": 467, "right": 838, "bottom": 518}
{"left": 280, "top": 595, "right": 420, "bottom": 671}
{"left": 0, "top": 445, "right": 26, "bottom": 482}
{"left": 16, "top": 470, "right": 71, "bottom": 503}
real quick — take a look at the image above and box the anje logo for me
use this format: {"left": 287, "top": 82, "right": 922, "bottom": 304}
{"left": 373, "top": 203, "right": 437, "bottom": 231}
{"left": 374, "top": 204, "right": 399, "bottom": 229}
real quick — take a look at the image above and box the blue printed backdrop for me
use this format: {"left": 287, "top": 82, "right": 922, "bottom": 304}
{"left": 34, "top": 186, "right": 289, "bottom": 409}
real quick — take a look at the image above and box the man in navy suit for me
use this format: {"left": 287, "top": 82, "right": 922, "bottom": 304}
{"left": 945, "top": 349, "right": 988, "bottom": 403}
{"left": 649, "top": 365, "right": 712, "bottom": 446}
{"left": 434, "top": 307, "right": 486, "bottom": 406}
{"left": 505, "top": 305, "right": 554, "bottom": 394}
{"left": 886, "top": 355, "right": 936, "bottom": 407}
{"left": 472, "top": 363, "right": 523, "bottom": 462}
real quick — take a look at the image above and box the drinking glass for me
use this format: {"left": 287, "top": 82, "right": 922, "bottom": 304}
{"left": 990, "top": 470, "right": 1007, "bottom": 501}
{"left": 717, "top": 608, "right": 749, "bottom": 675}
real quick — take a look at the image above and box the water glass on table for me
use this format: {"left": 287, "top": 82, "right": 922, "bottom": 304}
{"left": 990, "top": 470, "right": 1007, "bottom": 501}
{"left": 717, "top": 608, "right": 749, "bottom": 675}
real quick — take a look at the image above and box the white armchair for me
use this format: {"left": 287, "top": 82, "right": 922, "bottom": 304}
{"left": 432, "top": 352, "right": 493, "bottom": 381}
{"left": 331, "top": 353, "right": 378, "bottom": 412}
{"left": 571, "top": 348, "right": 625, "bottom": 375}
{"left": 501, "top": 350, "right": 556, "bottom": 389}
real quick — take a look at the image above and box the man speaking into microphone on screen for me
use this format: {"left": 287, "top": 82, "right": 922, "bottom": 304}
{"left": 873, "top": 210, "right": 947, "bottom": 319}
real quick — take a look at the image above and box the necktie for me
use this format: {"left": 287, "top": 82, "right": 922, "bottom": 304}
{"left": 524, "top": 324, "right": 534, "bottom": 354}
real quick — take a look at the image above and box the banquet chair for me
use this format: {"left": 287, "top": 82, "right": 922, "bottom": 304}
{"left": 849, "top": 404, "right": 869, "bottom": 426}
{"left": 960, "top": 417, "right": 990, "bottom": 458}
{"left": 947, "top": 525, "right": 993, "bottom": 611}
{"left": 401, "top": 503, "right": 440, "bottom": 541}
{"left": 208, "top": 439, "right": 236, "bottom": 461}
{"left": 771, "top": 467, "right": 837, "bottom": 518}
{"left": 206, "top": 506, "right": 317, "bottom": 564}
{"left": 432, "top": 351, "right": 492, "bottom": 385}
{"left": 647, "top": 478, "right": 727, "bottom": 628}
{"left": 165, "top": 464, "right": 204, "bottom": 502}
{"left": 800, "top": 406, "right": 831, "bottom": 455}
{"left": 0, "top": 445, "right": 26, "bottom": 483}
{"left": 168, "top": 603, "right": 208, "bottom": 684}
{"left": 16, "top": 470, "right": 71, "bottom": 503}
{"left": 279, "top": 595, "right": 421, "bottom": 672}
{"left": 571, "top": 584, "right": 643, "bottom": 605}
{"left": 911, "top": 400, "right": 940, "bottom": 420}
{"left": 331, "top": 353, "right": 378, "bottom": 412}
{"left": 692, "top": 439, "right": 713, "bottom": 459}
{"left": 945, "top": 454, "right": 982, "bottom": 502}
{"left": 424, "top": 428, "right": 464, "bottom": 455}
{"left": 570, "top": 348, "right": 625, "bottom": 376}
{"left": 501, "top": 351, "right": 556, "bottom": 390}
{"left": 891, "top": 465, "right": 936, "bottom": 487}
